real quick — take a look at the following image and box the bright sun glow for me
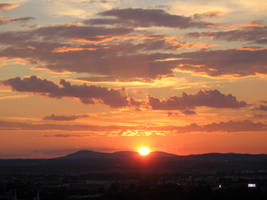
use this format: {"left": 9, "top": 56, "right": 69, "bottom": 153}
{"left": 138, "top": 147, "right": 150, "bottom": 156}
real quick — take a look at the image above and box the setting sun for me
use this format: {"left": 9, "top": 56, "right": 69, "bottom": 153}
{"left": 138, "top": 147, "right": 150, "bottom": 156}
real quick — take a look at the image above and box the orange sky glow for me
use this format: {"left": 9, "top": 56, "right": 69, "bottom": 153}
{"left": 0, "top": 0, "right": 267, "bottom": 158}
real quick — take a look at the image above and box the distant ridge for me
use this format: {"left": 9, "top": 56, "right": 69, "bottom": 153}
{"left": 59, "top": 150, "right": 267, "bottom": 160}
{"left": 58, "top": 150, "right": 177, "bottom": 160}
{"left": 186, "top": 153, "right": 267, "bottom": 160}
{"left": 1, "top": 150, "right": 267, "bottom": 175}
{"left": 60, "top": 150, "right": 110, "bottom": 159}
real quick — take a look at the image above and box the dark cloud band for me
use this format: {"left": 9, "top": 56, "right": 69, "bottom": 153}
{"left": 1, "top": 76, "right": 129, "bottom": 108}
{"left": 87, "top": 8, "right": 213, "bottom": 28}
{"left": 43, "top": 114, "right": 90, "bottom": 121}
{"left": 149, "top": 90, "right": 247, "bottom": 110}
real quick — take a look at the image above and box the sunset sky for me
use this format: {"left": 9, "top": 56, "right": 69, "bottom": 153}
{"left": 0, "top": 0, "right": 267, "bottom": 158}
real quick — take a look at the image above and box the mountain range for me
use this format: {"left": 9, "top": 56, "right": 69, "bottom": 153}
{"left": 59, "top": 150, "right": 267, "bottom": 160}
{"left": 1, "top": 150, "right": 267, "bottom": 175}
{"left": 59, "top": 150, "right": 177, "bottom": 159}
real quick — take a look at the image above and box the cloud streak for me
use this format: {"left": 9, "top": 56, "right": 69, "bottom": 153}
{"left": 0, "top": 119, "right": 266, "bottom": 135}
{"left": 187, "top": 26, "right": 267, "bottom": 44}
{"left": 176, "top": 49, "right": 267, "bottom": 77}
{"left": 0, "top": 120, "right": 127, "bottom": 133}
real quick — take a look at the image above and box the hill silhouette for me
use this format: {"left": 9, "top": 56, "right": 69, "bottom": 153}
{"left": 59, "top": 150, "right": 177, "bottom": 160}
{"left": 1, "top": 150, "right": 267, "bottom": 175}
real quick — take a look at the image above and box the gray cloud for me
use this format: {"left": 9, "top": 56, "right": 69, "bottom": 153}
{"left": 0, "top": 23, "right": 177, "bottom": 81}
{"left": 0, "top": 40, "right": 177, "bottom": 81}
{"left": 33, "top": 25, "right": 133, "bottom": 41}
{"left": 1, "top": 76, "right": 129, "bottom": 108}
{"left": 0, "top": 20, "right": 266, "bottom": 80}
{"left": 176, "top": 49, "right": 267, "bottom": 77}
{"left": 86, "top": 8, "right": 213, "bottom": 28}
{"left": 193, "top": 11, "right": 223, "bottom": 19}
{"left": 0, "top": 25, "right": 132, "bottom": 45}
{"left": 255, "top": 39, "right": 267, "bottom": 44}
{"left": 257, "top": 105, "right": 267, "bottom": 112}
{"left": 1, "top": 39, "right": 266, "bottom": 79}
{"left": 149, "top": 90, "right": 247, "bottom": 110}
{"left": 187, "top": 26, "right": 267, "bottom": 44}
{"left": 2, "top": 77, "right": 246, "bottom": 111}
{"left": 43, "top": 114, "right": 89, "bottom": 121}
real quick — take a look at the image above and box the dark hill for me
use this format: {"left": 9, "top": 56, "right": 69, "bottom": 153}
{"left": 1, "top": 151, "right": 267, "bottom": 175}
{"left": 60, "top": 150, "right": 110, "bottom": 159}
{"left": 59, "top": 150, "right": 177, "bottom": 160}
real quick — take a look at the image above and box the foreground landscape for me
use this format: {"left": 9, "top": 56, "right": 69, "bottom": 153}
{"left": 1, "top": 150, "right": 267, "bottom": 200}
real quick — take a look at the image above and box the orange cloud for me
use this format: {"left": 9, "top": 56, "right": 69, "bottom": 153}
{"left": 71, "top": 35, "right": 155, "bottom": 44}
{"left": 245, "top": 22, "right": 264, "bottom": 28}
{"left": 237, "top": 47, "right": 267, "bottom": 51}
{"left": 52, "top": 46, "right": 96, "bottom": 53}
{"left": 0, "top": 3, "right": 19, "bottom": 11}
{"left": 164, "top": 37, "right": 217, "bottom": 50}
{"left": 0, "top": 57, "right": 29, "bottom": 66}
{"left": 208, "top": 22, "right": 264, "bottom": 30}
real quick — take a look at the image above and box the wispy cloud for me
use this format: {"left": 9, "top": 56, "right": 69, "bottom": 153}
{"left": 0, "top": 16, "right": 34, "bottom": 25}
{"left": 0, "top": 119, "right": 266, "bottom": 135}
